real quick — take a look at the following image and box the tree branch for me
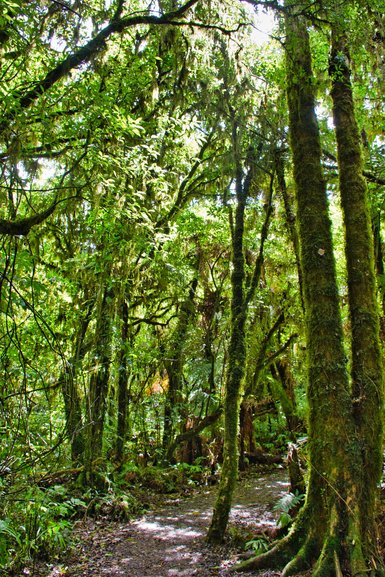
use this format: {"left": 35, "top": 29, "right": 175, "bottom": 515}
{"left": 166, "top": 408, "right": 223, "bottom": 461}
{"left": 0, "top": 196, "right": 76, "bottom": 236}
{"left": 322, "top": 148, "right": 385, "bottom": 186}
{"left": 1, "top": 0, "right": 200, "bottom": 132}
{"left": 262, "top": 333, "right": 299, "bottom": 368}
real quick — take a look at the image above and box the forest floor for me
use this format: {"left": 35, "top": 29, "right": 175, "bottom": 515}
{"left": 39, "top": 466, "right": 289, "bottom": 577}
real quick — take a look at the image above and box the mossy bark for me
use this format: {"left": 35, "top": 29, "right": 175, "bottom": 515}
{"left": 330, "top": 27, "right": 384, "bottom": 553}
{"left": 60, "top": 296, "right": 94, "bottom": 465}
{"left": 61, "top": 368, "right": 85, "bottom": 465}
{"left": 84, "top": 285, "right": 113, "bottom": 482}
{"left": 275, "top": 148, "right": 304, "bottom": 311}
{"left": 116, "top": 299, "right": 129, "bottom": 464}
{"left": 372, "top": 211, "right": 385, "bottom": 331}
{"left": 270, "top": 359, "right": 301, "bottom": 438}
{"left": 237, "top": 6, "right": 373, "bottom": 575}
{"left": 162, "top": 270, "right": 199, "bottom": 460}
{"left": 207, "top": 123, "right": 247, "bottom": 544}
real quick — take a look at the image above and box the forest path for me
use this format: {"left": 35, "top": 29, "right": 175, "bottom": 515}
{"left": 52, "top": 467, "right": 288, "bottom": 577}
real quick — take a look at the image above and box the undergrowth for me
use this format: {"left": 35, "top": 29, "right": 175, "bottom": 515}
{"left": 0, "top": 460, "right": 211, "bottom": 575}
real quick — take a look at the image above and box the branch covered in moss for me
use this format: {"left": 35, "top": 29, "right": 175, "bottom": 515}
{"left": 1, "top": 0, "right": 200, "bottom": 132}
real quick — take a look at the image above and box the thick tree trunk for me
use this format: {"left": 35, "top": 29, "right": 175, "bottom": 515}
{"left": 330, "top": 27, "right": 384, "bottom": 554}
{"left": 237, "top": 7, "right": 368, "bottom": 576}
{"left": 61, "top": 368, "right": 85, "bottom": 465}
{"left": 60, "top": 296, "right": 94, "bottom": 465}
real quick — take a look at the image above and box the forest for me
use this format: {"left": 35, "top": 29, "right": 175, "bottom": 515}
{"left": 1, "top": 0, "right": 385, "bottom": 575}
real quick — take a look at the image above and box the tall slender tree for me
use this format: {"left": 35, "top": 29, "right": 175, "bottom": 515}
{"left": 330, "top": 16, "right": 384, "bottom": 555}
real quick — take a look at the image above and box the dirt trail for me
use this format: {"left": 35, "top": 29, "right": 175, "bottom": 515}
{"left": 48, "top": 467, "right": 289, "bottom": 577}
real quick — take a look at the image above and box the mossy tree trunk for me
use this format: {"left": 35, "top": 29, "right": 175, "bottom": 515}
{"left": 162, "top": 265, "right": 199, "bottom": 460}
{"left": 237, "top": 6, "right": 372, "bottom": 575}
{"left": 275, "top": 148, "right": 304, "bottom": 311}
{"left": 61, "top": 367, "right": 84, "bottom": 465}
{"left": 270, "top": 358, "right": 301, "bottom": 438}
{"left": 372, "top": 211, "right": 385, "bottom": 332}
{"left": 330, "top": 26, "right": 384, "bottom": 555}
{"left": 60, "top": 295, "right": 95, "bottom": 465}
{"left": 84, "top": 284, "right": 114, "bottom": 483}
{"left": 207, "top": 139, "right": 247, "bottom": 544}
{"left": 116, "top": 299, "right": 129, "bottom": 464}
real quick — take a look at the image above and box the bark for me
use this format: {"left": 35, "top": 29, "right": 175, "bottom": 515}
{"left": 372, "top": 211, "right": 385, "bottom": 334}
{"left": 60, "top": 366, "right": 84, "bottom": 465}
{"left": 330, "top": 27, "right": 384, "bottom": 554}
{"left": 162, "top": 271, "right": 199, "bottom": 459}
{"left": 166, "top": 408, "right": 223, "bottom": 462}
{"left": 274, "top": 149, "right": 304, "bottom": 311}
{"left": 0, "top": 201, "right": 58, "bottom": 236}
{"left": 270, "top": 358, "right": 301, "bottom": 437}
{"left": 116, "top": 299, "right": 129, "bottom": 464}
{"left": 84, "top": 285, "right": 114, "bottom": 482}
{"left": 237, "top": 7, "right": 366, "bottom": 575}
{"left": 207, "top": 121, "right": 248, "bottom": 544}
{"left": 287, "top": 442, "right": 305, "bottom": 494}
{"left": 60, "top": 296, "right": 95, "bottom": 465}
{"left": 239, "top": 401, "right": 257, "bottom": 457}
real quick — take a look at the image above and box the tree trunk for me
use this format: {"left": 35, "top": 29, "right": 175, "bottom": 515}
{"left": 84, "top": 285, "right": 113, "bottom": 483}
{"left": 207, "top": 121, "right": 247, "bottom": 543}
{"left": 116, "top": 299, "right": 129, "bottom": 464}
{"left": 61, "top": 366, "right": 85, "bottom": 465}
{"left": 372, "top": 211, "right": 385, "bottom": 334}
{"left": 237, "top": 7, "right": 368, "bottom": 575}
{"left": 330, "top": 26, "right": 384, "bottom": 555}
{"left": 270, "top": 358, "right": 301, "bottom": 438}
{"left": 60, "top": 296, "right": 95, "bottom": 465}
{"left": 275, "top": 148, "right": 304, "bottom": 311}
{"left": 162, "top": 271, "right": 199, "bottom": 459}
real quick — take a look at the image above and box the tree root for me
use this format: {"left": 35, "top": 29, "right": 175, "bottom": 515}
{"left": 235, "top": 511, "right": 308, "bottom": 572}
{"left": 281, "top": 536, "right": 318, "bottom": 577}
{"left": 235, "top": 504, "right": 324, "bottom": 575}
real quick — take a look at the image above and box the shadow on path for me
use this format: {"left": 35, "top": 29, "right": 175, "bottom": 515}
{"left": 51, "top": 467, "right": 289, "bottom": 577}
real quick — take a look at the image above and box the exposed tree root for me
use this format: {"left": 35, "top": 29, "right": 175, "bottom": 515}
{"left": 236, "top": 504, "right": 381, "bottom": 577}
{"left": 281, "top": 535, "right": 319, "bottom": 577}
{"left": 235, "top": 507, "right": 310, "bottom": 572}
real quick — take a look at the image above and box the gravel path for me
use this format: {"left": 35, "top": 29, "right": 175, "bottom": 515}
{"left": 46, "top": 467, "right": 289, "bottom": 577}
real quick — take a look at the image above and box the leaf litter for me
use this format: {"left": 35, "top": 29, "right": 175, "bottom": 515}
{"left": 41, "top": 467, "right": 289, "bottom": 577}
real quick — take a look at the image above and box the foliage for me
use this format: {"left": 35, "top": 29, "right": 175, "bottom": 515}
{"left": 273, "top": 490, "right": 305, "bottom": 529}
{"left": 245, "top": 536, "right": 270, "bottom": 554}
{"left": 0, "top": 484, "right": 85, "bottom": 571}
{"left": 0, "top": 0, "right": 384, "bottom": 571}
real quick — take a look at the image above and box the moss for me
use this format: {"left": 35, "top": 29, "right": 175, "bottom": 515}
{"left": 330, "top": 26, "right": 384, "bottom": 550}
{"left": 207, "top": 127, "right": 247, "bottom": 544}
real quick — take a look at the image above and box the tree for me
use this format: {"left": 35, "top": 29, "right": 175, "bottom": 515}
{"left": 237, "top": 2, "right": 383, "bottom": 574}
{"left": 329, "top": 11, "right": 383, "bottom": 555}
